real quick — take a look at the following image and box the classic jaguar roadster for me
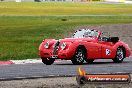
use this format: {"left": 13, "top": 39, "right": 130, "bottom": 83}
{"left": 39, "top": 29, "right": 131, "bottom": 65}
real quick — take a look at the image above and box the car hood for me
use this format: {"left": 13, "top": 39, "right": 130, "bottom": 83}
{"left": 59, "top": 38, "right": 96, "bottom": 42}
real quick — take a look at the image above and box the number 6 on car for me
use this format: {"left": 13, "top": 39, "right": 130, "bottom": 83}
{"left": 39, "top": 29, "right": 131, "bottom": 65}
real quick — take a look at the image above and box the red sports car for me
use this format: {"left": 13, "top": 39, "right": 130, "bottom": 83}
{"left": 39, "top": 29, "right": 131, "bottom": 65}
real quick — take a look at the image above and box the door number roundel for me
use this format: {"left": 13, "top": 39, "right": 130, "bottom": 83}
{"left": 106, "top": 49, "right": 111, "bottom": 55}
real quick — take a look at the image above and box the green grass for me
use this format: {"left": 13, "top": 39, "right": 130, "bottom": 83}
{"left": 0, "top": 2, "right": 132, "bottom": 16}
{"left": 0, "top": 2, "right": 132, "bottom": 60}
{"left": 1, "top": 16, "right": 132, "bottom": 60}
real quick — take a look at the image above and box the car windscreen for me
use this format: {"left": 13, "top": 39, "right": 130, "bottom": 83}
{"left": 72, "top": 29, "right": 99, "bottom": 38}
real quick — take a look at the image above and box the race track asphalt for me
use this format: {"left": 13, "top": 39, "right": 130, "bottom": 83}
{"left": 0, "top": 56, "right": 132, "bottom": 80}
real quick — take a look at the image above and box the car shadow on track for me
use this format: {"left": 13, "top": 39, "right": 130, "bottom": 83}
{"left": 54, "top": 61, "right": 130, "bottom": 65}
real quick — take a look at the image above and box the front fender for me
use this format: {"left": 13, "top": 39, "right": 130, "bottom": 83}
{"left": 67, "top": 41, "right": 88, "bottom": 57}
{"left": 39, "top": 39, "right": 56, "bottom": 51}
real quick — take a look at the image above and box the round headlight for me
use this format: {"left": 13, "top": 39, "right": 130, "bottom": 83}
{"left": 61, "top": 42, "right": 66, "bottom": 50}
{"left": 44, "top": 42, "right": 49, "bottom": 49}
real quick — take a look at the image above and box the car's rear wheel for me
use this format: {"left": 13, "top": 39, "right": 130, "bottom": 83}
{"left": 71, "top": 47, "right": 86, "bottom": 65}
{"left": 113, "top": 47, "right": 125, "bottom": 63}
{"left": 85, "top": 59, "right": 94, "bottom": 64}
{"left": 41, "top": 58, "right": 55, "bottom": 65}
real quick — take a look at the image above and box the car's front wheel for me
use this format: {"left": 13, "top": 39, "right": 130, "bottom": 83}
{"left": 113, "top": 47, "right": 125, "bottom": 63}
{"left": 71, "top": 47, "right": 86, "bottom": 65}
{"left": 41, "top": 58, "right": 55, "bottom": 65}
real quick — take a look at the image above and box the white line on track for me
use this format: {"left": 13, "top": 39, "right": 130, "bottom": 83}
{"left": 10, "top": 59, "right": 71, "bottom": 65}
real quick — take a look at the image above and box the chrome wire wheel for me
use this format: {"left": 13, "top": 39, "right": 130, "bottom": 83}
{"left": 75, "top": 48, "right": 85, "bottom": 63}
{"left": 113, "top": 47, "right": 125, "bottom": 63}
{"left": 117, "top": 48, "right": 124, "bottom": 61}
{"left": 71, "top": 47, "right": 86, "bottom": 65}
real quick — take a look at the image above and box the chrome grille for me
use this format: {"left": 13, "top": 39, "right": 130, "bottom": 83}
{"left": 53, "top": 41, "right": 60, "bottom": 55}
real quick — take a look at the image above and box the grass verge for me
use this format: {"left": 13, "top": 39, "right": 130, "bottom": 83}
{"left": 0, "top": 16, "right": 132, "bottom": 60}
{"left": 0, "top": 2, "right": 132, "bottom": 60}
{"left": 0, "top": 2, "right": 132, "bottom": 16}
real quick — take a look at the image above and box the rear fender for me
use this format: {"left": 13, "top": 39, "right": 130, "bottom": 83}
{"left": 113, "top": 41, "right": 131, "bottom": 57}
